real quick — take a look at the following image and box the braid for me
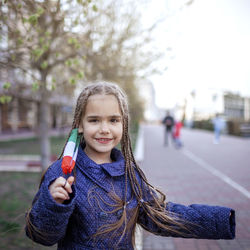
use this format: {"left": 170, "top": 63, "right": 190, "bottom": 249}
{"left": 27, "top": 81, "right": 188, "bottom": 249}
{"left": 47, "top": 81, "right": 186, "bottom": 247}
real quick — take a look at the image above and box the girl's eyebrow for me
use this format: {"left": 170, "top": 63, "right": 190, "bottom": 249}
{"left": 86, "top": 115, "right": 122, "bottom": 118}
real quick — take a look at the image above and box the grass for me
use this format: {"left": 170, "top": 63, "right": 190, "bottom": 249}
{"left": 0, "top": 134, "right": 68, "bottom": 249}
{"left": 0, "top": 172, "right": 57, "bottom": 250}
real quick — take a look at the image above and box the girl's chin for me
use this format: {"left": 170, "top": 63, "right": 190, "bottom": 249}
{"left": 92, "top": 144, "right": 114, "bottom": 152}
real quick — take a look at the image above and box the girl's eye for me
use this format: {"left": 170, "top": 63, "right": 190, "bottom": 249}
{"left": 89, "top": 119, "right": 98, "bottom": 123}
{"left": 110, "top": 118, "right": 119, "bottom": 123}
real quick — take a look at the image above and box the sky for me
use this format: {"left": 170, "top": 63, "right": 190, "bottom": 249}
{"left": 143, "top": 0, "right": 250, "bottom": 109}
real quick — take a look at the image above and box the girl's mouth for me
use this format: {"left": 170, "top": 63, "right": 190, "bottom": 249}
{"left": 95, "top": 138, "right": 113, "bottom": 144}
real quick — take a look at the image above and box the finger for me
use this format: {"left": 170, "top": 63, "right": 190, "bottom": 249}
{"left": 64, "top": 176, "right": 74, "bottom": 194}
{"left": 53, "top": 187, "right": 70, "bottom": 199}
{"left": 67, "top": 176, "right": 74, "bottom": 186}
{"left": 52, "top": 191, "right": 69, "bottom": 201}
{"left": 53, "top": 176, "right": 67, "bottom": 188}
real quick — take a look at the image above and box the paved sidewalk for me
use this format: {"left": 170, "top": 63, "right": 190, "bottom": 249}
{"left": 141, "top": 124, "right": 250, "bottom": 250}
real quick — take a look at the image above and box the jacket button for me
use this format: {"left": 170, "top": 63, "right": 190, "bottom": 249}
{"left": 99, "top": 211, "right": 108, "bottom": 219}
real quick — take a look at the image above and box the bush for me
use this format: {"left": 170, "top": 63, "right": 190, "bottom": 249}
{"left": 193, "top": 120, "right": 213, "bottom": 131}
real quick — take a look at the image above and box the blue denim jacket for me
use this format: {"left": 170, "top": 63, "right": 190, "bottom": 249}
{"left": 26, "top": 146, "right": 235, "bottom": 249}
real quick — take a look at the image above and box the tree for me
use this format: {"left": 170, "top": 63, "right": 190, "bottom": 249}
{"left": 0, "top": 0, "right": 163, "bottom": 170}
{"left": 0, "top": 0, "right": 98, "bottom": 170}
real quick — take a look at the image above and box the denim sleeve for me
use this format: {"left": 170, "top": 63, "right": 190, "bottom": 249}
{"left": 138, "top": 201, "right": 235, "bottom": 240}
{"left": 25, "top": 160, "right": 77, "bottom": 246}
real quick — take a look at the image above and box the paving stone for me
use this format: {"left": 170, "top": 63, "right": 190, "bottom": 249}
{"left": 141, "top": 125, "right": 250, "bottom": 250}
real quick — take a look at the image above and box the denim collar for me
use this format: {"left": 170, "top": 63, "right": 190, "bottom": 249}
{"left": 76, "top": 144, "right": 125, "bottom": 177}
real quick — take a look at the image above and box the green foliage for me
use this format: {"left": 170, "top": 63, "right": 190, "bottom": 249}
{"left": 17, "top": 37, "right": 23, "bottom": 46}
{"left": 40, "top": 60, "right": 48, "bottom": 69}
{"left": 51, "top": 83, "right": 56, "bottom": 90}
{"left": 0, "top": 218, "right": 20, "bottom": 234}
{"left": 67, "top": 37, "right": 77, "bottom": 45}
{"left": 11, "top": 54, "right": 16, "bottom": 61}
{"left": 37, "top": 7, "right": 45, "bottom": 16}
{"left": 45, "top": 31, "right": 51, "bottom": 37}
{"left": 3, "top": 82, "right": 11, "bottom": 89}
{"left": 28, "top": 14, "right": 38, "bottom": 26}
{"left": 0, "top": 172, "right": 50, "bottom": 248}
{"left": 67, "top": 36, "right": 81, "bottom": 49}
{"left": 69, "top": 77, "right": 76, "bottom": 85}
{"left": 77, "top": 71, "right": 84, "bottom": 79}
{"left": 92, "top": 4, "right": 98, "bottom": 12}
{"left": 65, "top": 59, "right": 72, "bottom": 67}
{"left": 0, "top": 197, "right": 23, "bottom": 216}
{"left": 32, "top": 48, "right": 44, "bottom": 61}
{"left": 0, "top": 172, "right": 58, "bottom": 249}
{"left": 39, "top": 37, "right": 45, "bottom": 44}
{"left": 32, "top": 82, "right": 39, "bottom": 91}
{"left": 73, "top": 58, "right": 79, "bottom": 65}
{"left": 193, "top": 120, "right": 213, "bottom": 131}
{"left": 27, "top": 7, "right": 44, "bottom": 26}
{"left": 0, "top": 95, "right": 12, "bottom": 104}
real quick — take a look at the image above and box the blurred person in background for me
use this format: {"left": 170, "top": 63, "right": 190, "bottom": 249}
{"left": 212, "top": 114, "right": 226, "bottom": 144}
{"left": 162, "top": 111, "right": 175, "bottom": 146}
{"left": 173, "top": 120, "right": 183, "bottom": 149}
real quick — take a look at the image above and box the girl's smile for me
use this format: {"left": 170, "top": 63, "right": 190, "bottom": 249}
{"left": 95, "top": 138, "right": 113, "bottom": 144}
{"left": 78, "top": 94, "right": 123, "bottom": 164}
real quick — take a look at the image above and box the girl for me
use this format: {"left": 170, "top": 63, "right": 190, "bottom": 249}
{"left": 26, "top": 81, "right": 235, "bottom": 249}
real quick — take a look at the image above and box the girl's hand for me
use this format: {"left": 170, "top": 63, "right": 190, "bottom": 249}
{"left": 49, "top": 176, "right": 74, "bottom": 204}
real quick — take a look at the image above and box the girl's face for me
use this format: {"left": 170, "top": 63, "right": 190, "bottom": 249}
{"left": 78, "top": 94, "right": 123, "bottom": 163}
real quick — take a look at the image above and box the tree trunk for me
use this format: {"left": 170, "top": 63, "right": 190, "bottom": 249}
{"left": 39, "top": 73, "right": 51, "bottom": 172}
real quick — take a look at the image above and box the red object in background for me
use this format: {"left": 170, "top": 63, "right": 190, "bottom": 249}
{"left": 174, "top": 122, "right": 182, "bottom": 138}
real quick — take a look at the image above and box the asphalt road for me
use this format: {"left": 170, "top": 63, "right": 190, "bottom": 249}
{"left": 140, "top": 124, "right": 250, "bottom": 250}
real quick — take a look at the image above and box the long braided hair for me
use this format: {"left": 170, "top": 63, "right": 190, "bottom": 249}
{"left": 62, "top": 81, "right": 187, "bottom": 245}
{"left": 27, "top": 81, "right": 188, "bottom": 247}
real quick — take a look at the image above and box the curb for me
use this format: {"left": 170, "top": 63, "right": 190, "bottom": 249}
{"left": 134, "top": 124, "right": 144, "bottom": 250}
{"left": 0, "top": 155, "right": 40, "bottom": 161}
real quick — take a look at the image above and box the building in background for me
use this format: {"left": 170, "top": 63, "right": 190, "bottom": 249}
{"left": 181, "top": 89, "right": 250, "bottom": 123}
{"left": 224, "top": 92, "right": 248, "bottom": 121}
{"left": 137, "top": 79, "right": 164, "bottom": 123}
{"left": 0, "top": 71, "right": 74, "bottom": 134}
{"left": 0, "top": 86, "right": 74, "bottom": 134}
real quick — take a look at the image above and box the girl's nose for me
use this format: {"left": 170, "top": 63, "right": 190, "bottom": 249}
{"left": 99, "top": 122, "right": 110, "bottom": 134}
